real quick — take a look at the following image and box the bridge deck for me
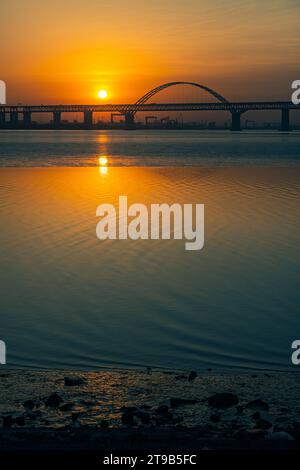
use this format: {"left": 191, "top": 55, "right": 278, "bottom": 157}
{"left": 0, "top": 102, "right": 298, "bottom": 113}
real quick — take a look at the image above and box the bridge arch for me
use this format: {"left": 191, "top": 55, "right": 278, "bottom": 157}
{"left": 128, "top": 81, "right": 231, "bottom": 114}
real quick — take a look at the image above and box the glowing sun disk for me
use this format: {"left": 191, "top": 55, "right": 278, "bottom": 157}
{"left": 98, "top": 89, "right": 108, "bottom": 99}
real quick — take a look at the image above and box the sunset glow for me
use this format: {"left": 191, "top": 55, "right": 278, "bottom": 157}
{"left": 1, "top": 1, "right": 300, "bottom": 105}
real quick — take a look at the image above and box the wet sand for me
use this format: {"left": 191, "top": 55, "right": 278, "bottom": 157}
{"left": 1, "top": 368, "right": 300, "bottom": 450}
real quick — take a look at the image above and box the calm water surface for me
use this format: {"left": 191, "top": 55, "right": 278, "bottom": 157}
{"left": 0, "top": 129, "right": 300, "bottom": 166}
{"left": 0, "top": 130, "right": 299, "bottom": 371}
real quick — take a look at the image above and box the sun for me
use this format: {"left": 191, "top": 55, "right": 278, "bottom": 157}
{"left": 99, "top": 156, "right": 108, "bottom": 166}
{"left": 98, "top": 89, "right": 108, "bottom": 99}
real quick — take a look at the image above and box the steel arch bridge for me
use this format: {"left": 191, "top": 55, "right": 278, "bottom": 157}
{"left": 126, "top": 81, "right": 231, "bottom": 115}
{"left": 0, "top": 80, "right": 297, "bottom": 131}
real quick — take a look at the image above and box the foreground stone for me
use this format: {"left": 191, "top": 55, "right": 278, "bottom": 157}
{"left": 45, "top": 393, "right": 63, "bottom": 407}
{"left": 170, "top": 398, "right": 198, "bottom": 407}
{"left": 188, "top": 371, "right": 198, "bottom": 382}
{"left": 208, "top": 393, "right": 239, "bottom": 409}
{"left": 64, "top": 376, "right": 86, "bottom": 386}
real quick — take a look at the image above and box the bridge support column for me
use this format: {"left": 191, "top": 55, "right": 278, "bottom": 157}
{"left": 53, "top": 111, "right": 61, "bottom": 129}
{"left": 10, "top": 111, "right": 19, "bottom": 127}
{"left": 0, "top": 111, "right": 5, "bottom": 128}
{"left": 231, "top": 112, "right": 241, "bottom": 131}
{"left": 84, "top": 110, "right": 93, "bottom": 129}
{"left": 23, "top": 110, "right": 31, "bottom": 128}
{"left": 125, "top": 112, "right": 135, "bottom": 130}
{"left": 281, "top": 108, "right": 290, "bottom": 132}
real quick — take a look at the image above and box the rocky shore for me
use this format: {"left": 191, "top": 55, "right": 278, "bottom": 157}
{"left": 1, "top": 368, "right": 300, "bottom": 449}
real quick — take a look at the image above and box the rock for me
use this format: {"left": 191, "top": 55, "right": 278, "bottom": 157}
{"left": 121, "top": 412, "right": 136, "bottom": 426}
{"left": 64, "top": 376, "right": 85, "bottom": 386}
{"left": 23, "top": 400, "right": 35, "bottom": 410}
{"left": 252, "top": 410, "right": 270, "bottom": 420}
{"left": 188, "top": 371, "right": 197, "bottom": 382}
{"left": 236, "top": 405, "right": 244, "bottom": 414}
{"left": 140, "top": 404, "right": 151, "bottom": 410}
{"left": 27, "top": 410, "right": 42, "bottom": 421}
{"left": 255, "top": 418, "right": 273, "bottom": 430}
{"left": 231, "top": 416, "right": 250, "bottom": 430}
{"left": 273, "top": 422, "right": 293, "bottom": 434}
{"left": 2, "top": 415, "right": 14, "bottom": 427}
{"left": 154, "top": 405, "right": 169, "bottom": 414}
{"left": 251, "top": 412, "right": 259, "bottom": 421}
{"left": 153, "top": 405, "right": 173, "bottom": 424}
{"left": 100, "top": 419, "right": 109, "bottom": 429}
{"left": 208, "top": 393, "right": 239, "bottom": 409}
{"left": 60, "top": 403, "right": 74, "bottom": 412}
{"left": 71, "top": 412, "right": 80, "bottom": 422}
{"left": 267, "top": 431, "right": 294, "bottom": 441}
{"left": 15, "top": 415, "right": 25, "bottom": 426}
{"left": 175, "top": 375, "right": 187, "bottom": 381}
{"left": 170, "top": 397, "right": 197, "bottom": 408}
{"left": 120, "top": 406, "right": 138, "bottom": 413}
{"left": 45, "top": 393, "right": 63, "bottom": 407}
{"left": 245, "top": 399, "right": 269, "bottom": 411}
{"left": 210, "top": 413, "right": 221, "bottom": 423}
{"left": 135, "top": 410, "right": 151, "bottom": 425}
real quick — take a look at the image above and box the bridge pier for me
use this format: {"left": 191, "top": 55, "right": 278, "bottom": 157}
{"left": 0, "top": 111, "right": 5, "bottom": 128}
{"left": 10, "top": 111, "right": 19, "bottom": 127}
{"left": 125, "top": 112, "right": 135, "bottom": 130}
{"left": 23, "top": 110, "right": 31, "bottom": 128}
{"left": 84, "top": 110, "right": 93, "bottom": 129}
{"left": 231, "top": 112, "right": 241, "bottom": 131}
{"left": 281, "top": 108, "right": 290, "bottom": 132}
{"left": 53, "top": 111, "right": 61, "bottom": 129}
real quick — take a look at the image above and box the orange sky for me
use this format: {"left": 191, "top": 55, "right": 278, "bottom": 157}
{"left": 1, "top": 0, "right": 300, "bottom": 105}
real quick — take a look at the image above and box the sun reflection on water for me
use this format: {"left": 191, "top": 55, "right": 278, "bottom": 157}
{"left": 98, "top": 156, "right": 109, "bottom": 175}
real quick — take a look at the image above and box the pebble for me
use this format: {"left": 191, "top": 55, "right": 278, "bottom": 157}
{"left": 45, "top": 393, "right": 63, "bottom": 407}
{"left": 135, "top": 410, "right": 151, "bottom": 425}
{"left": 154, "top": 405, "right": 169, "bottom": 414}
{"left": 64, "top": 376, "right": 85, "bottom": 386}
{"left": 2, "top": 415, "right": 14, "bottom": 427}
{"left": 121, "top": 412, "right": 136, "bottom": 426}
{"left": 188, "top": 371, "right": 197, "bottom": 382}
{"left": 208, "top": 393, "right": 239, "bottom": 409}
{"left": 100, "top": 419, "right": 109, "bottom": 428}
{"left": 15, "top": 415, "right": 25, "bottom": 426}
{"left": 170, "top": 397, "right": 197, "bottom": 407}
